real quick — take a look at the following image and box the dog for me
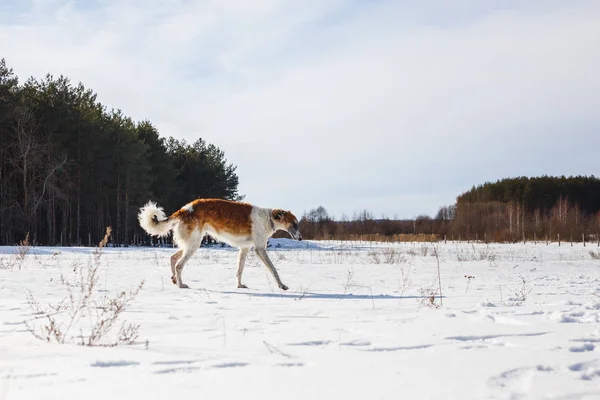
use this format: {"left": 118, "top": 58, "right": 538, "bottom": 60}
{"left": 138, "top": 198, "right": 302, "bottom": 290}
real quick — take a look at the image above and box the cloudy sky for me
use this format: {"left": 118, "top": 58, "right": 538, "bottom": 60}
{"left": 2, "top": 0, "right": 599, "bottom": 219}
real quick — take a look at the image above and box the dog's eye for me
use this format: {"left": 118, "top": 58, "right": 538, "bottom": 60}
{"left": 292, "top": 221, "right": 298, "bottom": 229}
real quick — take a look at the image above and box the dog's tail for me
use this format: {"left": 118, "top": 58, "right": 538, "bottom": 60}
{"left": 138, "top": 201, "right": 177, "bottom": 237}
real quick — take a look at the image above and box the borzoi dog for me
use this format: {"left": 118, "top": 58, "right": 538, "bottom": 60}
{"left": 138, "top": 199, "right": 302, "bottom": 290}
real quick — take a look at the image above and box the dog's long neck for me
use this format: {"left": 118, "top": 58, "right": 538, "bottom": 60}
{"left": 250, "top": 207, "right": 277, "bottom": 244}
{"left": 268, "top": 209, "right": 276, "bottom": 232}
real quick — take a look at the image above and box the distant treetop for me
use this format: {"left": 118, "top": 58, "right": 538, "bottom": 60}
{"left": 457, "top": 175, "right": 600, "bottom": 214}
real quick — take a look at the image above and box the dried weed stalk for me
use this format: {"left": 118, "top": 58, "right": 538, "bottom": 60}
{"left": 1, "top": 233, "right": 32, "bottom": 270}
{"left": 26, "top": 227, "right": 144, "bottom": 346}
{"left": 506, "top": 276, "right": 533, "bottom": 306}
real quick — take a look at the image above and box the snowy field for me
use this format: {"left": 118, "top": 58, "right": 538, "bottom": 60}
{"left": 1, "top": 239, "right": 600, "bottom": 400}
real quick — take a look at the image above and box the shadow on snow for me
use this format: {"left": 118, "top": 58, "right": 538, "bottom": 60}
{"left": 204, "top": 289, "right": 435, "bottom": 301}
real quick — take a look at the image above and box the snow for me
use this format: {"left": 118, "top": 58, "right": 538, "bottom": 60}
{"left": 1, "top": 240, "right": 600, "bottom": 399}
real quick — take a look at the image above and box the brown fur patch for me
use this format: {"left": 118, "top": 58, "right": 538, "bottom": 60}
{"left": 170, "top": 199, "right": 253, "bottom": 235}
{"left": 272, "top": 209, "right": 298, "bottom": 224}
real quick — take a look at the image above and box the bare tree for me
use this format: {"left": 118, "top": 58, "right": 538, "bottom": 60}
{"left": 8, "top": 107, "right": 67, "bottom": 240}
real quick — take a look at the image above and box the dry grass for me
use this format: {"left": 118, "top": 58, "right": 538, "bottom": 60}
{"left": 433, "top": 245, "right": 443, "bottom": 306}
{"left": 368, "top": 247, "right": 407, "bottom": 264}
{"left": 407, "top": 244, "right": 430, "bottom": 257}
{"left": 346, "top": 233, "right": 440, "bottom": 243}
{"left": 505, "top": 277, "right": 532, "bottom": 306}
{"left": 418, "top": 285, "right": 441, "bottom": 309}
{"left": 17, "top": 233, "right": 31, "bottom": 262}
{"left": 26, "top": 227, "right": 145, "bottom": 346}
{"left": 456, "top": 245, "right": 497, "bottom": 262}
{"left": 464, "top": 275, "right": 475, "bottom": 294}
{"left": 589, "top": 250, "right": 600, "bottom": 260}
{"left": 0, "top": 233, "right": 31, "bottom": 270}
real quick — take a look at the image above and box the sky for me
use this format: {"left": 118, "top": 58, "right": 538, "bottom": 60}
{"left": 1, "top": 0, "right": 599, "bottom": 219}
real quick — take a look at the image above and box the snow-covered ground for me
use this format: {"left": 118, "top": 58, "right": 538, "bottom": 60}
{"left": 1, "top": 240, "right": 600, "bottom": 400}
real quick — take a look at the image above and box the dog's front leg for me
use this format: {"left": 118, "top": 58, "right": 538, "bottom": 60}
{"left": 236, "top": 248, "right": 249, "bottom": 288}
{"left": 255, "top": 248, "right": 288, "bottom": 290}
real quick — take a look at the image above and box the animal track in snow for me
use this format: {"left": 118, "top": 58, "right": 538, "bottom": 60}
{"left": 550, "top": 310, "right": 600, "bottom": 324}
{"left": 488, "top": 365, "right": 554, "bottom": 390}
{"left": 569, "top": 343, "right": 595, "bottom": 352}
{"left": 364, "top": 344, "right": 433, "bottom": 352}
{"left": 91, "top": 360, "right": 140, "bottom": 368}
{"left": 569, "top": 360, "right": 600, "bottom": 380}
{"left": 571, "top": 338, "right": 600, "bottom": 343}
{"left": 446, "top": 332, "right": 549, "bottom": 342}
{"left": 340, "top": 340, "right": 371, "bottom": 347}
{"left": 2, "top": 372, "right": 58, "bottom": 380}
{"left": 211, "top": 362, "right": 248, "bottom": 369}
{"left": 459, "top": 342, "right": 505, "bottom": 350}
{"left": 514, "top": 311, "right": 545, "bottom": 316}
{"left": 152, "top": 360, "right": 198, "bottom": 365}
{"left": 287, "top": 340, "right": 332, "bottom": 346}
{"left": 154, "top": 366, "right": 201, "bottom": 374}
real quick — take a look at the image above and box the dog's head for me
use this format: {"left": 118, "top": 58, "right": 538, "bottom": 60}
{"left": 272, "top": 209, "right": 302, "bottom": 240}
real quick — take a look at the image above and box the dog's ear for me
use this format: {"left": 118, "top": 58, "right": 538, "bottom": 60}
{"left": 272, "top": 209, "right": 285, "bottom": 221}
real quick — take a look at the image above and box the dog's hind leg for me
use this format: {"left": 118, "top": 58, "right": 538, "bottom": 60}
{"left": 174, "top": 247, "right": 198, "bottom": 289}
{"left": 255, "top": 248, "right": 288, "bottom": 290}
{"left": 236, "top": 248, "right": 249, "bottom": 289}
{"left": 172, "top": 228, "right": 202, "bottom": 289}
{"left": 170, "top": 250, "right": 183, "bottom": 285}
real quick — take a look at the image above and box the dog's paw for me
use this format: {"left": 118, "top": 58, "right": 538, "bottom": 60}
{"left": 279, "top": 284, "right": 289, "bottom": 291}
{"left": 178, "top": 283, "right": 189, "bottom": 289}
{"left": 171, "top": 275, "right": 177, "bottom": 284}
{"left": 237, "top": 284, "right": 248, "bottom": 289}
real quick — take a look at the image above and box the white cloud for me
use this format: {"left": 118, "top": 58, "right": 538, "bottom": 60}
{"left": 2, "top": 0, "right": 599, "bottom": 217}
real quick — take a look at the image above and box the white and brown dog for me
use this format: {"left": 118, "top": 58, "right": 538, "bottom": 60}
{"left": 138, "top": 199, "right": 302, "bottom": 290}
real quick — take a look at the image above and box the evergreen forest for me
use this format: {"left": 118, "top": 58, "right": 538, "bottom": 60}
{"left": 0, "top": 59, "right": 241, "bottom": 246}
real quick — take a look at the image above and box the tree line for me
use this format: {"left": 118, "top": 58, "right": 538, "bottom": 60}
{"left": 2, "top": 58, "right": 597, "bottom": 246}
{"left": 448, "top": 176, "right": 600, "bottom": 242}
{"left": 0, "top": 59, "right": 241, "bottom": 246}
{"left": 299, "top": 176, "right": 600, "bottom": 243}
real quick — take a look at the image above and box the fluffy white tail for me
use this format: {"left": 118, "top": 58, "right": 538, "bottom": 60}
{"left": 138, "top": 201, "right": 175, "bottom": 237}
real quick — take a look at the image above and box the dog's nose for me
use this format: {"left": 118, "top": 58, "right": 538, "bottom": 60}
{"left": 298, "top": 234, "right": 303, "bottom": 241}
